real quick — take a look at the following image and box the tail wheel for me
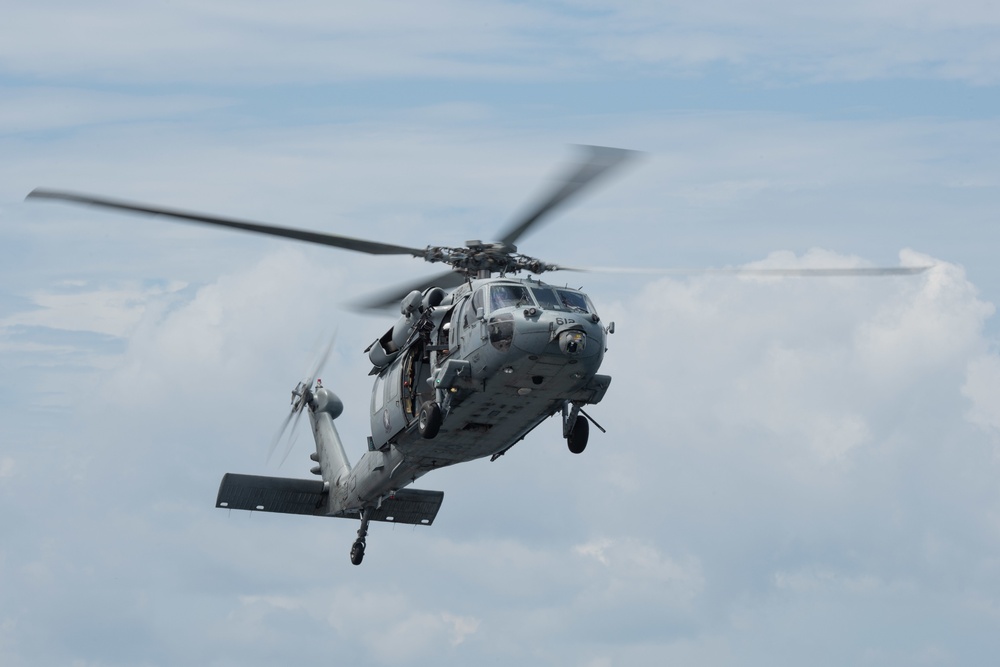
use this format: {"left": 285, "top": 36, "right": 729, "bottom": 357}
{"left": 567, "top": 415, "right": 589, "bottom": 454}
{"left": 418, "top": 402, "right": 442, "bottom": 439}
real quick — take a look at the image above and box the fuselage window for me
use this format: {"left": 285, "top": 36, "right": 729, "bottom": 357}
{"left": 372, "top": 374, "right": 385, "bottom": 412}
{"left": 489, "top": 284, "right": 532, "bottom": 312}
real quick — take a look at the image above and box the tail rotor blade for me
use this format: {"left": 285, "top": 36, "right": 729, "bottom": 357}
{"left": 267, "top": 408, "right": 297, "bottom": 463}
{"left": 305, "top": 333, "right": 337, "bottom": 388}
{"left": 277, "top": 410, "right": 306, "bottom": 468}
{"left": 267, "top": 332, "right": 337, "bottom": 467}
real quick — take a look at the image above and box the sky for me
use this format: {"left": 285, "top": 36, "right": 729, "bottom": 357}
{"left": 2, "top": 2, "right": 1000, "bottom": 665}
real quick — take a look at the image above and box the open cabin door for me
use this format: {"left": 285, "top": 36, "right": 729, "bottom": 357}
{"left": 370, "top": 360, "right": 406, "bottom": 449}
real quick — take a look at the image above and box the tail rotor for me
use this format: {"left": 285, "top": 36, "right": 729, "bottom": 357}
{"left": 267, "top": 334, "right": 337, "bottom": 466}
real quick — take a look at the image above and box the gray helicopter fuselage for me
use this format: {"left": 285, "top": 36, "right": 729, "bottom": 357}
{"left": 330, "top": 277, "right": 611, "bottom": 511}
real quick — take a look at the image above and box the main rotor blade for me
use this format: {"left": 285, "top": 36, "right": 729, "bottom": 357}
{"left": 351, "top": 269, "right": 466, "bottom": 311}
{"left": 497, "top": 145, "right": 639, "bottom": 248}
{"left": 27, "top": 188, "right": 427, "bottom": 257}
{"left": 551, "top": 265, "right": 932, "bottom": 276}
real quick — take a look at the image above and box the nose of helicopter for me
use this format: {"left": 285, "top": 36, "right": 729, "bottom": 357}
{"left": 509, "top": 310, "right": 605, "bottom": 362}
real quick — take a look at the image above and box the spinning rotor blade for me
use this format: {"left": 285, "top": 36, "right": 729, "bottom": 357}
{"left": 268, "top": 401, "right": 306, "bottom": 466}
{"left": 27, "top": 188, "right": 426, "bottom": 257}
{"left": 497, "top": 145, "right": 639, "bottom": 248}
{"left": 352, "top": 269, "right": 466, "bottom": 311}
{"left": 549, "top": 265, "right": 932, "bottom": 277}
{"left": 349, "top": 143, "right": 636, "bottom": 310}
{"left": 268, "top": 334, "right": 337, "bottom": 466}
{"left": 306, "top": 335, "right": 338, "bottom": 394}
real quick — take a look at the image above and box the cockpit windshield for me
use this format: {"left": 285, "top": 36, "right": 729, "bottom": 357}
{"left": 529, "top": 287, "right": 558, "bottom": 310}
{"left": 489, "top": 284, "right": 532, "bottom": 311}
{"left": 530, "top": 286, "right": 592, "bottom": 313}
{"left": 557, "top": 289, "right": 589, "bottom": 313}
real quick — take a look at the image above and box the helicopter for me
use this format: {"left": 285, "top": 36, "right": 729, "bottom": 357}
{"left": 27, "top": 146, "right": 927, "bottom": 565}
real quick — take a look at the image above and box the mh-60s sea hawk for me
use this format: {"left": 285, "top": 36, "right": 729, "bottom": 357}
{"left": 28, "top": 146, "right": 926, "bottom": 565}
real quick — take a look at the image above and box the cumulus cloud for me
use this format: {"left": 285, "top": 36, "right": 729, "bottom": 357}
{"left": 602, "top": 249, "right": 995, "bottom": 463}
{"left": 3, "top": 91, "right": 1000, "bottom": 665}
{"left": 574, "top": 537, "right": 705, "bottom": 606}
{"left": 5, "top": 234, "right": 1000, "bottom": 665}
{"left": 319, "top": 586, "right": 480, "bottom": 664}
{"left": 7, "top": 116, "right": 1000, "bottom": 663}
{"left": 961, "top": 353, "right": 1000, "bottom": 443}
{"left": 563, "top": 248, "right": 999, "bottom": 661}
{"left": 95, "top": 248, "right": 349, "bottom": 412}
{"left": 1, "top": 280, "right": 187, "bottom": 339}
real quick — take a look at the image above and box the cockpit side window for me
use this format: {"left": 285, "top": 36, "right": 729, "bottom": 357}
{"left": 489, "top": 284, "right": 532, "bottom": 312}
{"left": 466, "top": 289, "right": 485, "bottom": 327}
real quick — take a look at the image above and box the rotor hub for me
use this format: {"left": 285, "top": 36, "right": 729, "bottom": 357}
{"left": 423, "top": 244, "right": 555, "bottom": 277}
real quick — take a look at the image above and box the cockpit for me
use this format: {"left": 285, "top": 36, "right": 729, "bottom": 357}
{"left": 527, "top": 286, "right": 592, "bottom": 314}
{"left": 457, "top": 282, "right": 601, "bottom": 355}
{"left": 489, "top": 284, "right": 532, "bottom": 311}
{"left": 485, "top": 283, "right": 595, "bottom": 315}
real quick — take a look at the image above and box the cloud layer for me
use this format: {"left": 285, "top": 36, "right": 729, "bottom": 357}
{"left": 4, "top": 2, "right": 1000, "bottom": 84}
{"left": 3, "top": 3, "right": 1000, "bottom": 664}
{"left": 4, "top": 241, "right": 1000, "bottom": 665}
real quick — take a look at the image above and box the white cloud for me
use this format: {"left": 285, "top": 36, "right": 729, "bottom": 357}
{"left": 854, "top": 251, "right": 995, "bottom": 385}
{"left": 320, "top": 586, "right": 480, "bottom": 664}
{"left": 574, "top": 537, "right": 705, "bottom": 606}
{"left": 962, "top": 353, "right": 1000, "bottom": 440}
{"left": 574, "top": 537, "right": 614, "bottom": 565}
{"left": 603, "top": 250, "right": 997, "bottom": 472}
{"left": 0, "top": 1, "right": 555, "bottom": 84}
{"left": 3, "top": 1, "right": 1000, "bottom": 84}
{"left": 586, "top": 0, "right": 1000, "bottom": 83}
{"left": 443, "top": 612, "right": 480, "bottom": 646}
{"left": 0, "top": 88, "right": 230, "bottom": 134}
{"left": 96, "top": 248, "right": 347, "bottom": 413}
{"left": 1, "top": 281, "right": 187, "bottom": 339}
{"left": 3, "top": 81, "right": 1000, "bottom": 666}
{"left": 772, "top": 567, "right": 890, "bottom": 594}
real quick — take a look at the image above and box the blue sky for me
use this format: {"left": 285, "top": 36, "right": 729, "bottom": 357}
{"left": 3, "top": 2, "right": 1000, "bottom": 666}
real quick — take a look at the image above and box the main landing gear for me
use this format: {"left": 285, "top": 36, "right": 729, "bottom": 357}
{"left": 567, "top": 416, "right": 589, "bottom": 454}
{"left": 351, "top": 508, "right": 372, "bottom": 566}
{"left": 562, "top": 400, "right": 605, "bottom": 454}
{"left": 418, "top": 401, "right": 442, "bottom": 439}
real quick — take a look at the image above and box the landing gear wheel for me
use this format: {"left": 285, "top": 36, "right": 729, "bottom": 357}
{"left": 350, "top": 540, "right": 366, "bottom": 566}
{"left": 567, "top": 415, "right": 589, "bottom": 454}
{"left": 418, "top": 402, "right": 442, "bottom": 439}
